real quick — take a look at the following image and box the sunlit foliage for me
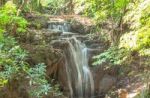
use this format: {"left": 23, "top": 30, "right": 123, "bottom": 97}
{"left": 93, "top": 0, "right": 150, "bottom": 67}
{"left": 93, "top": 46, "right": 130, "bottom": 66}
{"left": 84, "top": 0, "right": 130, "bottom": 23}
{"left": 0, "top": 1, "right": 28, "bottom": 36}
{"left": 120, "top": 0, "right": 150, "bottom": 56}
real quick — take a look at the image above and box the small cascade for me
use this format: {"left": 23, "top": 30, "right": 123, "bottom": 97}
{"left": 48, "top": 21, "right": 71, "bottom": 32}
{"left": 48, "top": 21, "right": 94, "bottom": 98}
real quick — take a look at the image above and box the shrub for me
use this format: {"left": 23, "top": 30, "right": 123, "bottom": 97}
{"left": 0, "top": 37, "right": 61, "bottom": 97}
{"left": 93, "top": 46, "right": 130, "bottom": 66}
{"left": 0, "top": 1, "right": 28, "bottom": 36}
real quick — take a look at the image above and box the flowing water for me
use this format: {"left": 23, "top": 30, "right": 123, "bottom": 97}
{"left": 64, "top": 37, "right": 94, "bottom": 98}
{"left": 48, "top": 21, "right": 71, "bottom": 32}
{"left": 48, "top": 22, "right": 94, "bottom": 98}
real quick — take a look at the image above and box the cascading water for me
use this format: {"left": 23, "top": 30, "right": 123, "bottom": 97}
{"left": 48, "top": 21, "right": 71, "bottom": 32}
{"left": 48, "top": 22, "right": 94, "bottom": 98}
{"left": 64, "top": 37, "right": 94, "bottom": 98}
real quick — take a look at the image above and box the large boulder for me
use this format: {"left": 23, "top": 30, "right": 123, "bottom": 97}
{"left": 98, "top": 75, "right": 116, "bottom": 93}
{"left": 91, "top": 65, "right": 118, "bottom": 96}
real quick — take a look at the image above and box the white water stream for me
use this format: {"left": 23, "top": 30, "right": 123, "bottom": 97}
{"left": 64, "top": 37, "right": 94, "bottom": 98}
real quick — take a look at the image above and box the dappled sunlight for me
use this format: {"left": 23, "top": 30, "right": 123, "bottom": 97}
{"left": 119, "top": 31, "right": 138, "bottom": 50}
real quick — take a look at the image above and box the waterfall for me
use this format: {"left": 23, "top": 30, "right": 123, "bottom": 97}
{"left": 64, "top": 37, "right": 94, "bottom": 98}
{"left": 48, "top": 22, "right": 94, "bottom": 98}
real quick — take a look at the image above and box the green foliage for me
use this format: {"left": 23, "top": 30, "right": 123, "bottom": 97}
{"left": 25, "top": 0, "right": 43, "bottom": 12}
{"left": 120, "top": 0, "right": 150, "bottom": 56}
{"left": 94, "top": 0, "right": 150, "bottom": 67}
{"left": 137, "top": 27, "right": 150, "bottom": 55}
{"left": 27, "top": 63, "right": 62, "bottom": 98}
{"left": 84, "top": 0, "right": 109, "bottom": 23}
{"left": 135, "top": 88, "right": 150, "bottom": 98}
{"left": 27, "top": 63, "right": 51, "bottom": 98}
{"left": 0, "top": 1, "right": 62, "bottom": 97}
{"left": 0, "top": 36, "right": 61, "bottom": 97}
{"left": 0, "top": 37, "right": 28, "bottom": 87}
{"left": 0, "top": 1, "right": 28, "bottom": 35}
{"left": 12, "top": 0, "right": 43, "bottom": 12}
{"left": 13, "top": 16, "right": 28, "bottom": 33}
{"left": 45, "top": 0, "right": 66, "bottom": 14}
{"left": 93, "top": 46, "right": 130, "bottom": 66}
{"left": 84, "top": 0, "right": 130, "bottom": 24}
{"left": 22, "top": 0, "right": 66, "bottom": 13}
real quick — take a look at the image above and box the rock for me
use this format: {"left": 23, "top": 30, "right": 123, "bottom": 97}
{"left": 74, "top": 35, "right": 89, "bottom": 42}
{"left": 84, "top": 40, "right": 108, "bottom": 48}
{"left": 19, "top": 29, "right": 62, "bottom": 44}
{"left": 57, "top": 58, "right": 70, "bottom": 94}
{"left": 91, "top": 65, "right": 118, "bottom": 95}
{"left": 61, "top": 32, "right": 78, "bottom": 38}
{"left": 70, "top": 19, "right": 95, "bottom": 34}
{"left": 99, "top": 75, "right": 117, "bottom": 93}
{"left": 50, "top": 40, "right": 69, "bottom": 49}
{"left": 28, "top": 15, "right": 49, "bottom": 29}
{"left": 21, "top": 44, "right": 62, "bottom": 67}
{"left": 0, "top": 78, "right": 29, "bottom": 98}
{"left": 43, "top": 29, "right": 63, "bottom": 36}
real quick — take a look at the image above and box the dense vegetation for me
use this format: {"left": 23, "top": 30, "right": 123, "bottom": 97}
{"left": 93, "top": 0, "right": 150, "bottom": 67}
{"left": 0, "top": 0, "right": 149, "bottom": 98}
{"left": 0, "top": 1, "right": 61, "bottom": 98}
{"left": 87, "top": 0, "right": 150, "bottom": 60}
